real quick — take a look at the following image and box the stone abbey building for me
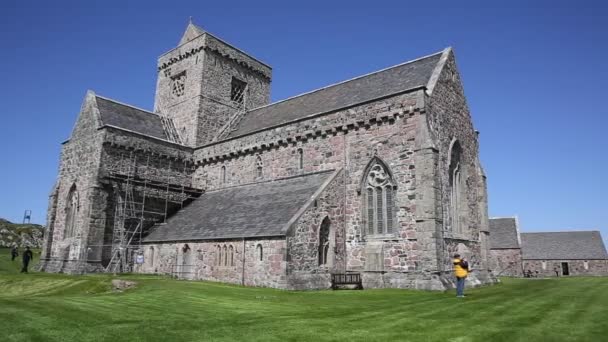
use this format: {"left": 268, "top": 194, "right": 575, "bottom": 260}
{"left": 489, "top": 217, "right": 608, "bottom": 277}
{"left": 40, "top": 22, "right": 496, "bottom": 290}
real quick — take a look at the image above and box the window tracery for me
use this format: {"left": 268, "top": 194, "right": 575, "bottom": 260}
{"left": 362, "top": 159, "right": 396, "bottom": 235}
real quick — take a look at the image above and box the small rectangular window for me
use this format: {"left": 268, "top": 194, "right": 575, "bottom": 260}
{"left": 230, "top": 77, "right": 247, "bottom": 105}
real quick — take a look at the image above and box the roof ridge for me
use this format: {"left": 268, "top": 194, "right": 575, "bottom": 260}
{"left": 244, "top": 49, "right": 445, "bottom": 114}
{"left": 95, "top": 94, "right": 160, "bottom": 117}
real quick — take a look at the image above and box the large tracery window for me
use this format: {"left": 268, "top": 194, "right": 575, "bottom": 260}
{"left": 64, "top": 185, "right": 79, "bottom": 239}
{"left": 362, "top": 159, "right": 396, "bottom": 235}
{"left": 448, "top": 141, "right": 463, "bottom": 233}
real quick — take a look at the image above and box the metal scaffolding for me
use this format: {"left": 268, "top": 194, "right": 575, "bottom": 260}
{"left": 102, "top": 151, "right": 203, "bottom": 273}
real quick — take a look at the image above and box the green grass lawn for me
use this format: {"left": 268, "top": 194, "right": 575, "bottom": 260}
{"left": 1, "top": 248, "right": 607, "bottom": 342}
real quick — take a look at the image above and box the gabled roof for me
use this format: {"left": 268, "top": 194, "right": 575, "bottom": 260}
{"left": 179, "top": 22, "right": 205, "bottom": 46}
{"left": 226, "top": 50, "right": 445, "bottom": 139}
{"left": 96, "top": 96, "right": 175, "bottom": 142}
{"left": 143, "top": 170, "right": 337, "bottom": 242}
{"left": 489, "top": 217, "right": 521, "bottom": 249}
{"left": 521, "top": 231, "right": 608, "bottom": 260}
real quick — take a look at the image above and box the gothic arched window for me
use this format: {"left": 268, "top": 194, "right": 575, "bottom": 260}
{"left": 255, "top": 155, "right": 263, "bottom": 178}
{"left": 448, "top": 141, "right": 463, "bottom": 233}
{"left": 221, "top": 165, "right": 226, "bottom": 185}
{"left": 217, "top": 245, "right": 222, "bottom": 266}
{"left": 256, "top": 244, "right": 263, "bottom": 261}
{"left": 64, "top": 185, "right": 79, "bottom": 239}
{"left": 223, "top": 245, "right": 228, "bottom": 266}
{"left": 318, "top": 217, "right": 331, "bottom": 266}
{"left": 362, "top": 158, "right": 396, "bottom": 235}
{"left": 229, "top": 245, "right": 234, "bottom": 266}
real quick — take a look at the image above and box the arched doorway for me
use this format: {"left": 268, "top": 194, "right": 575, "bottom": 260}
{"left": 181, "top": 244, "right": 192, "bottom": 279}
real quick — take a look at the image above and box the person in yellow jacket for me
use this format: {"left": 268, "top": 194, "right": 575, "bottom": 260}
{"left": 453, "top": 254, "right": 470, "bottom": 297}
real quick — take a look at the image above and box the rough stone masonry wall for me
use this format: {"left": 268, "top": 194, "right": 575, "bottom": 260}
{"left": 192, "top": 90, "right": 449, "bottom": 289}
{"left": 426, "top": 51, "right": 494, "bottom": 287}
{"left": 138, "top": 238, "right": 287, "bottom": 288}
{"left": 286, "top": 171, "right": 346, "bottom": 290}
{"left": 198, "top": 49, "right": 271, "bottom": 144}
{"left": 154, "top": 33, "right": 271, "bottom": 147}
{"left": 490, "top": 249, "right": 523, "bottom": 277}
{"left": 522, "top": 259, "right": 608, "bottom": 277}
{"left": 42, "top": 94, "right": 106, "bottom": 273}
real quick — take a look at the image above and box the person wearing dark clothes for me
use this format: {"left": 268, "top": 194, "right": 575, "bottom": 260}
{"left": 11, "top": 246, "right": 18, "bottom": 261}
{"left": 21, "top": 247, "right": 33, "bottom": 273}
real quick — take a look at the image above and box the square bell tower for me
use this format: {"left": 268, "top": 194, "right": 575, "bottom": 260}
{"left": 153, "top": 21, "right": 272, "bottom": 146}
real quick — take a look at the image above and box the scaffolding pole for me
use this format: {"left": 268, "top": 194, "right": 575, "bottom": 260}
{"left": 102, "top": 152, "right": 202, "bottom": 274}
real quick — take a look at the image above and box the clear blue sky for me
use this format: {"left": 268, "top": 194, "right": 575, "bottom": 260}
{"left": 1, "top": 1, "right": 606, "bottom": 242}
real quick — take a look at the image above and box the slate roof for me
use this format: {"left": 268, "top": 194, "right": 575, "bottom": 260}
{"left": 521, "top": 231, "right": 608, "bottom": 260}
{"left": 96, "top": 96, "right": 169, "bottom": 140}
{"left": 489, "top": 218, "right": 521, "bottom": 249}
{"left": 143, "top": 170, "right": 336, "bottom": 242}
{"left": 226, "top": 51, "right": 443, "bottom": 138}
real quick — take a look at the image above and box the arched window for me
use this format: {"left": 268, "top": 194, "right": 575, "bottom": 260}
{"left": 229, "top": 245, "right": 234, "bottom": 266}
{"left": 256, "top": 244, "right": 263, "bottom": 261}
{"left": 64, "top": 185, "right": 79, "bottom": 238}
{"left": 448, "top": 141, "right": 463, "bottom": 233}
{"left": 362, "top": 158, "right": 396, "bottom": 235}
{"left": 318, "top": 217, "right": 331, "bottom": 266}
{"left": 217, "top": 245, "right": 222, "bottom": 266}
{"left": 297, "top": 148, "right": 303, "bottom": 170}
{"left": 221, "top": 165, "right": 226, "bottom": 185}
{"left": 223, "top": 245, "right": 228, "bottom": 266}
{"left": 255, "top": 155, "right": 263, "bottom": 178}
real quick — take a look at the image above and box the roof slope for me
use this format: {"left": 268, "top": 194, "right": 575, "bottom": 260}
{"left": 143, "top": 171, "right": 335, "bottom": 242}
{"left": 226, "top": 51, "right": 443, "bottom": 138}
{"left": 489, "top": 218, "right": 520, "bottom": 249}
{"left": 96, "top": 96, "right": 170, "bottom": 141}
{"left": 521, "top": 231, "right": 608, "bottom": 260}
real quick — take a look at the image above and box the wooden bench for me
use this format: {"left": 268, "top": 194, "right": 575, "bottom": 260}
{"left": 331, "top": 273, "right": 363, "bottom": 290}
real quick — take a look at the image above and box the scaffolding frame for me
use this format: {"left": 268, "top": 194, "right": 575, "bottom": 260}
{"left": 102, "top": 151, "right": 203, "bottom": 273}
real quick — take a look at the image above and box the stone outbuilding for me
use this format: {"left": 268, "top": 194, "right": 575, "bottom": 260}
{"left": 521, "top": 231, "right": 608, "bottom": 277}
{"left": 489, "top": 217, "right": 608, "bottom": 277}
{"left": 489, "top": 217, "right": 523, "bottom": 277}
{"left": 40, "top": 22, "right": 496, "bottom": 290}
